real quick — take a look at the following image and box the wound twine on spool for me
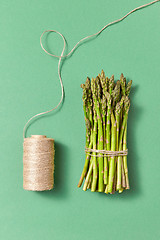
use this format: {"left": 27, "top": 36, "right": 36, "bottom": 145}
{"left": 23, "top": 135, "right": 54, "bottom": 191}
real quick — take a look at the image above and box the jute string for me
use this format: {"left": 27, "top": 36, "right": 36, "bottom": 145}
{"left": 23, "top": 0, "right": 159, "bottom": 191}
{"left": 85, "top": 148, "right": 128, "bottom": 157}
{"left": 23, "top": 135, "right": 55, "bottom": 191}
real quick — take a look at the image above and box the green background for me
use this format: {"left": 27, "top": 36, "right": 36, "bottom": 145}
{"left": 0, "top": 0, "right": 160, "bottom": 239}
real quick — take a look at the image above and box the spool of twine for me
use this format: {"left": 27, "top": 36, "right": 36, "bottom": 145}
{"left": 23, "top": 135, "right": 55, "bottom": 191}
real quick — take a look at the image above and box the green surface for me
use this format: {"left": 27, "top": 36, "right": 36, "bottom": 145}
{"left": 0, "top": 0, "right": 160, "bottom": 239}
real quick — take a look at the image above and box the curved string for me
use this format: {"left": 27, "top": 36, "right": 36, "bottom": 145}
{"left": 23, "top": 0, "right": 159, "bottom": 138}
{"left": 23, "top": 31, "right": 66, "bottom": 138}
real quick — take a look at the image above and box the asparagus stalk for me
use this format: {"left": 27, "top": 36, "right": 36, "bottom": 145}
{"left": 99, "top": 71, "right": 108, "bottom": 185}
{"left": 115, "top": 98, "right": 123, "bottom": 191}
{"left": 105, "top": 76, "right": 115, "bottom": 193}
{"left": 101, "top": 95, "right": 108, "bottom": 184}
{"left": 117, "top": 96, "right": 130, "bottom": 190}
{"left": 122, "top": 79, "right": 132, "bottom": 189}
{"left": 123, "top": 125, "right": 130, "bottom": 189}
{"left": 91, "top": 107, "right": 98, "bottom": 192}
{"left": 78, "top": 82, "right": 92, "bottom": 187}
{"left": 105, "top": 92, "right": 111, "bottom": 187}
{"left": 94, "top": 77, "right": 104, "bottom": 192}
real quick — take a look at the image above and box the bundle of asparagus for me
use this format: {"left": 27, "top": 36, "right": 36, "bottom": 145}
{"left": 78, "top": 70, "right": 132, "bottom": 194}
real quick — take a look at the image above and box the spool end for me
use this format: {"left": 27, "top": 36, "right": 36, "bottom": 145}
{"left": 31, "top": 135, "right": 47, "bottom": 139}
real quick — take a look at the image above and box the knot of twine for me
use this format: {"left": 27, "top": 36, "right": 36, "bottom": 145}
{"left": 85, "top": 148, "right": 128, "bottom": 157}
{"left": 23, "top": 135, "right": 55, "bottom": 191}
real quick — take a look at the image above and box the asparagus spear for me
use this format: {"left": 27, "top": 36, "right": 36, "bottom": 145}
{"left": 101, "top": 95, "right": 108, "bottom": 184}
{"left": 105, "top": 76, "right": 115, "bottom": 193}
{"left": 104, "top": 92, "right": 112, "bottom": 187}
{"left": 115, "top": 98, "right": 124, "bottom": 191}
{"left": 91, "top": 107, "right": 98, "bottom": 192}
{"left": 117, "top": 96, "right": 130, "bottom": 190}
{"left": 98, "top": 70, "right": 109, "bottom": 185}
{"left": 122, "top": 79, "right": 132, "bottom": 189}
{"left": 92, "top": 77, "right": 104, "bottom": 192}
{"left": 123, "top": 126, "right": 130, "bottom": 189}
{"left": 78, "top": 79, "right": 93, "bottom": 188}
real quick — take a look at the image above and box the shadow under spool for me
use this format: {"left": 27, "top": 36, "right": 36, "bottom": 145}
{"left": 23, "top": 135, "right": 55, "bottom": 191}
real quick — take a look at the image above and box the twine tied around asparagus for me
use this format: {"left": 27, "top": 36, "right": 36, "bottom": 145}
{"left": 85, "top": 148, "right": 128, "bottom": 157}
